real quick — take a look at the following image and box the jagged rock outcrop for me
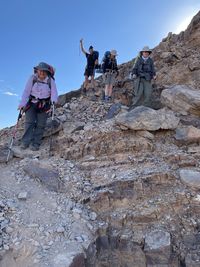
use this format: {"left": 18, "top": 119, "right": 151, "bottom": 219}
{"left": 161, "top": 85, "right": 200, "bottom": 115}
{"left": 152, "top": 10, "right": 200, "bottom": 89}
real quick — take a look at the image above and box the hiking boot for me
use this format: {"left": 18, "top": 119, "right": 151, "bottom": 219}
{"left": 30, "top": 144, "right": 40, "bottom": 151}
{"left": 20, "top": 143, "right": 29, "bottom": 150}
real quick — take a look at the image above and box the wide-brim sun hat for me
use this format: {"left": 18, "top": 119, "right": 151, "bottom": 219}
{"left": 140, "top": 46, "right": 152, "bottom": 53}
{"left": 110, "top": 49, "right": 118, "bottom": 56}
{"left": 34, "top": 62, "right": 50, "bottom": 73}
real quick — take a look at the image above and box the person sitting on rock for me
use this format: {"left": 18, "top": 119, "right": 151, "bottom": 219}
{"left": 131, "top": 46, "right": 156, "bottom": 108}
{"left": 18, "top": 62, "right": 58, "bottom": 151}
{"left": 103, "top": 50, "right": 118, "bottom": 102}
{"left": 80, "top": 38, "right": 99, "bottom": 94}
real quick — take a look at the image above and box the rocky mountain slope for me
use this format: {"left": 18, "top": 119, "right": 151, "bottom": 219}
{"left": 1, "top": 10, "right": 200, "bottom": 267}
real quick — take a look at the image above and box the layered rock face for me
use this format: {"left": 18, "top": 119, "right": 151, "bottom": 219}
{"left": 1, "top": 10, "right": 200, "bottom": 267}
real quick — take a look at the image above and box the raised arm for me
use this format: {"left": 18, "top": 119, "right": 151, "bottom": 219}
{"left": 80, "top": 38, "right": 87, "bottom": 55}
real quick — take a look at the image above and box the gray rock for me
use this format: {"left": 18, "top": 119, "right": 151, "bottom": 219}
{"left": 90, "top": 212, "right": 97, "bottom": 221}
{"left": 68, "top": 253, "right": 85, "bottom": 267}
{"left": 175, "top": 126, "right": 200, "bottom": 143}
{"left": 106, "top": 103, "right": 122, "bottom": 119}
{"left": 56, "top": 226, "right": 65, "bottom": 233}
{"left": 57, "top": 89, "right": 81, "bottom": 106}
{"left": 23, "top": 162, "right": 65, "bottom": 192}
{"left": 115, "top": 106, "right": 179, "bottom": 131}
{"left": 0, "top": 219, "right": 9, "bottom": 230}
{"left": 3, "top": 244, "right": 9, "bottom": 251}
{"left": 17, "top": 192, "right": 28, "bottom": 200}
{"left": 144, "top": 230, "right": 171, "bottom": 265}
{"left": 180, "top": 169, "right": 200, "bottom": 189}
{"left": 145, "top": 230, "right": 171, "bottom": 251}
{"left": 75, "top": 236, "right": 84, "bottom": 242}
{"left": 188, "top": 146, "right": 200, "bottom": 154}
{"left": 161, "top": 85, "right": 200, "bottom": 115}
{"left": 5, "top": 226, "right": 14, "bottom": 234}
{"left": 185, "top": 253, "right": 200, "bottom": 267}
{"left": 63, "top": 121, "right": 84, "bottom": 135}
{"left": 43, "top": 118, "right": 63, "bottom": 137}
{"left": 72, "top": 208, "right": 82, "bottom": 220}
{"left": 57, "top": 114, "right": 67, "bottom": 122}
{"left": 136, "top": 130, "right": 154, "bottom": 140}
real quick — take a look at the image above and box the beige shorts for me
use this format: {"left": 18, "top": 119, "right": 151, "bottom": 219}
{"left": 104, "top": 72, "right": 117, "bottom": 85}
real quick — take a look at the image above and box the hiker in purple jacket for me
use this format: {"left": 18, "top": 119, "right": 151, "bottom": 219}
{"left": 18, "top": 62, "right": 58, "bottom": 151}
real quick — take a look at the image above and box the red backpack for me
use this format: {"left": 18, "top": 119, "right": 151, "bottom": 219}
{"left": 47, "top": 64, "right": 55, "bottom": 80}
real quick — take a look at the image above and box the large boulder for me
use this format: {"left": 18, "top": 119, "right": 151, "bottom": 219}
{"left": 115, "top": 106, "right": 180, "bottom": 131}
{"left": 161, "top": 85, "right": 200, "bottom": 115}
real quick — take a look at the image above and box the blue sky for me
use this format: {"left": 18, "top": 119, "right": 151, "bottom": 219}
{"left": 0, "top": 0, "right": 200, "bottom": 129}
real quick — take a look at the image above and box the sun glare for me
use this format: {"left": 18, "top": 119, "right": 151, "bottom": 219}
{"left": 174, "top": 11, "right": 198, "bottom": 34}
{"left": 174, "top": 16, "right": 193, "bottom": 34}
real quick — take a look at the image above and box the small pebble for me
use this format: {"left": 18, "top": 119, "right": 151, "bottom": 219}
{"left": 18, "top": 192, "right": 28, "bottom": 200}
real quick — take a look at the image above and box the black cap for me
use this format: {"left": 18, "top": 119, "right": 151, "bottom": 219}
{"left": 89, "top": 45, "right": 93, "bottom": 50}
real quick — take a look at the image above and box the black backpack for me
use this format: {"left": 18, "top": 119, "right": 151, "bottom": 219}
{"left": 93, "top": 51, "right": 99, "bottom": 61}
{"left": 103, "top": 51, "right": 111, "bottom": 61}
{"left": 100, "top": 51, "right": 111, "bottom": 73}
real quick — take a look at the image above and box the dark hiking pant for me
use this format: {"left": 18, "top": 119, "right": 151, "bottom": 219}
{"left": 21, "top": 103, "right": 48, "bottom": 147}
{"left": 132, "top": 77, "right": 153, "bottom": 107}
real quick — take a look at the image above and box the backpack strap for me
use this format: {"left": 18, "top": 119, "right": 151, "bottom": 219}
{"left": 32, "top": 75, "right": 38, "bottom": 87}
{"left": 93, "top": 51, "right": 99, "bottom": 61}
{"left": 47, "top": 77, "right": 51, "bottom": 90}
{"left": 32, "top": 75, "right": 51, "bottom": 90}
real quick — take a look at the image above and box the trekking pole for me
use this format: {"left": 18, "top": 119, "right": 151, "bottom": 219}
{"left": 51, "top": 102, "right": 55, "bottom": 121}
{"left": 6, "top": 109, "right": 23, "bottom": 163}
{"left": 49, "top": 103, "right": 55, "bottom": 156}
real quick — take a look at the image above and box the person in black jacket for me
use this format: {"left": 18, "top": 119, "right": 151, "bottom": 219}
{"left": 131, "top": 46, "right": 156, "bottom": 108}
{"left": 103, "top": 50, "right": 118, "bottom": 102}
{"left": 80, "top": 38, "right": 99, "bottom": 94}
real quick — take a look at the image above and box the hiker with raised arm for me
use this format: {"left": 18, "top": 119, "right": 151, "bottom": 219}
{"left": 130, "top": 46, "right": 156, "bottom": 108}
{"left": 18, "top": 62, "right": 58, "bottom": 151}
{"left": 102, "top": 50, "right": 118, "bottom": 102}
{"left": 80, "top": 38, "right": 99, "bottom": 94}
